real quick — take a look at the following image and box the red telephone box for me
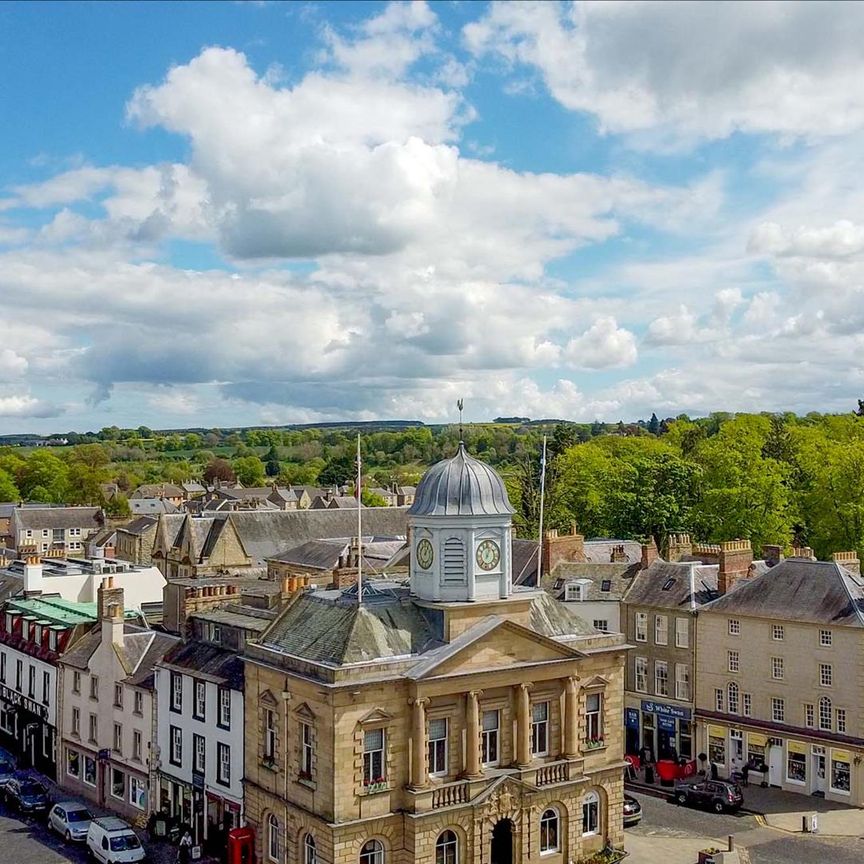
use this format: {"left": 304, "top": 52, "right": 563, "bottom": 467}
{"left": 227, "top": 826, "right": 255, "bottom": 864}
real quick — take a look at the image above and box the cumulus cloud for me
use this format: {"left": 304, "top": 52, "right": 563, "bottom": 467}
{"left": 464, "top": 1, "right": 864, "bottom": 143}
{"left": 0, "top": 394, "right": 60, "bottom": 418}
{"left": 563, "top": 316, "right": 637, "bottom": 369}
{"left": 749, "top": 220, "right": 864, "bottom": 259}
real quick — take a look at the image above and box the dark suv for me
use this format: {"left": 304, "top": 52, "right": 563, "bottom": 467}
{"left": 672, "top": 779, "right": 743, "bottom": 813}
{"left": 5, "top": 774, "right": 50, "bottom": 814}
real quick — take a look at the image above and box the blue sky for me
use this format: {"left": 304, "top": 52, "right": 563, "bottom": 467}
{"left": 1, "top": 1, "right": 864, "bottom": 432}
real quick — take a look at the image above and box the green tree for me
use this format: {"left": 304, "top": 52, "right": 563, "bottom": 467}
{"left": 233, "top": 455, "right": 266, "bottom": 487}
{"left": 19, "top": 451, "right": 69, "bottom": 502}
{"left": 203, "top": 458, "right": 236, "bottom": 484}
{"left": 0, "top": 468, "right": 20, "bottom": 501}
{"left": 318, "top": 454, "right": 356, "bottom": 487}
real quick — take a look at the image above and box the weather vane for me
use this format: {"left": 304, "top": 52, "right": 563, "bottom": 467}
{"left": 457, "top": 398, "right": 464, "bottom": 442}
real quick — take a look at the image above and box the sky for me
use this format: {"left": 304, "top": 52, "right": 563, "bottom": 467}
{"left": 2, "top": 0, "right": 864, "bottom": 433}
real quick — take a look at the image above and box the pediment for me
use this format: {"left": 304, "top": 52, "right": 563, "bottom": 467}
{"left": 582, "top": 675, "right": 609, "bottom": 691}
{"left": 293, "top": 701, "right": 316, "bottom": 720}
{"left": 259, "top": 689, "right": 278, "bottom": 707}
{"left": 358, "top": 707, "right": 393, "bottom": 727}
{"left": 409, "top": 617, "right": 583, "bottom": 680}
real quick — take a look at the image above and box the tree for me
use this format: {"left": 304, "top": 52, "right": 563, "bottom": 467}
{"left": 203, "top": 458, "right": 236, "bottom": 485}
{"left": 647, "top": 413, "right": 660, "bottom": 435}
{"left": 19, "top": 451, "right": 69, "bottom": 502}
{"left": 266, "top": 459, "right": 281, "bottom": 478}
{"left": 318, "top": 454, "right": 356, "bottom": 487}
{"left": 0, "top": 468, "right": 19, "bottom": 502}
{"left": 233, "top": 455, "right": 266, "bottom": 487}
{"left": 104, "top": 494, "right": 132, "bottom": 519}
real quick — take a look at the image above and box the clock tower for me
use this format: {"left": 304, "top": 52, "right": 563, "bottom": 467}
{"left": 407, "top": 442, "right": 515, "bottom": 602}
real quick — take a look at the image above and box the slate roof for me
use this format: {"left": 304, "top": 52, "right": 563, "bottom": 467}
{"left": 130, "top": 499, "right": 179, "bottom": 516}
{"left": 408, "top": 443, "right": 514, "bottom": 517}
{"left": 131, "top": 484, "right": 185, "bottom": 499}
{"left": 624, "top": 560, "right": 720, "bottom": 610}
{"left": 546, "top": 560, "right": 641, "bottom": 601}
{"left": 125, "top": 631, "right": 182, "bottom": 688}
{"left": 13, "top": 507, "right": 102, "bottom": 532}
{"left": 190, "top": 605, "right": 275, "bottom": 633}
{"left": 702, "top": 558, "right": 864, "bottom": 627}
{"left": 160, "top": 640, "right": 244, "bottom": 689}
{"left": 269, "top": 537, "right": 405, "bottom": 571}
{"left": 118, "top": 516, "right": 158, "bottom": 536}
{"left": 512, "top": 539, "right": 540, "bottom": 586}
{"left": 583, "top": 539, "right": 643, "bottom": 564}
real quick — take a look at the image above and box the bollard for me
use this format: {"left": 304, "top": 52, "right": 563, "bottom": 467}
{"left": 727, "top": 834, "right": 734, "bottom": 852}
{"left": 802, "top": 815, "right": 808, "bottom": 833}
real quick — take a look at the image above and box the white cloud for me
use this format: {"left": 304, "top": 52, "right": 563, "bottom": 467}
{"left": 563, "top": 316, "right": 637, "bottom": 369}
{"left": 645, "top": 305, "right": 701, "bottom": 346}
{"left": 464, "top": 1, "right": 864, "bottom": 143}
{"left": 0, "top": 393, "right": 59, "bottom": 418}
{"left": 749, "top": 220, "right": 864, "bottom": 259}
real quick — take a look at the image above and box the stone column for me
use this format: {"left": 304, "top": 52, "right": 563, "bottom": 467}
{"left": 410, "top": 696, "right": 429, "bottom": 789}
{"left": 516, "top": 682, "right": 531, "bottom": 766}
{"left": 564, "top": 676, "right": 579, "bottom": 758}
{"left": 465, "top": 690, "right": 482, "bottom": 777}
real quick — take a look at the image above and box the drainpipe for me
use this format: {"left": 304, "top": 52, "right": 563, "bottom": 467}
{"left": 689, "top": 563, "right": 697, "bottom": 612}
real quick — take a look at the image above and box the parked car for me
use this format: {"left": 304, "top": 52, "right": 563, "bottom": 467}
{"left": 672, "top": 779, "right": 743, "bottom": 813}
{"left": 86, "top": 816, "right": 146, "bottom": 863}
{"left": 623, "top": 793, "right": 643, "bottom": 826}
{"left": 4, "top": 774, "right": 50, "bottom": 814}
{"left": 0, "top": 748, "right": 16, "bottom": 789}
{"left": 48, "top": 800, "right": 94, "bottom": 842}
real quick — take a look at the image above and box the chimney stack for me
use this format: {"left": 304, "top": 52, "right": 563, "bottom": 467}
{"left": 666, "top": 533, "right": 692, "bottom": 562}
{"left": 541, "top": 524, "right": 585, "bottom": 576}
{"left": 832, "top": 551, "right": 861, "bottom": 576}
{"left": 641, "top": 542, "right": 659, "bottom": 570}
{"left": 761, "top": 545, "right": 784, "bottom": 567}
{"left": 718, "top": 539, "right": 753, "bottom": 594}
{"left": 610, "top": 544, "right": 627, "bottom": 563}
{"left": 103, "top": 601, "right": 124, "bottom": 647}
{"left": 97, "top": 575, "right": 124, "bottom": 621}
{"left": 23, "top": 555, "right": 43, "bottom": 597}
{"left": 792, "top": 546, "right": 815, "bottom": 560}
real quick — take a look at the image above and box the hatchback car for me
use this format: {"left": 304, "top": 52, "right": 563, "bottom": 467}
{"left": 4, "top": 774, "right": 50, "bottom": 814}
{"left": 49, "top": 800, "right": 94, "bottom": 842}
{"left": 623, "top": 793, "right": 642, "bottom": 826}
{"left": 673, "top": 779, "right": 743, "bottom": 813}
{"left": 86, "top": 816, "right": 146, "bottom": 863}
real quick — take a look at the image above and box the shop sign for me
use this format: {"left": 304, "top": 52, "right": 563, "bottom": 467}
{"left": 747, "top": 732, "right": 767, "bottom": 747}
{"left": 640, "top": 700, "right": 691, "bottom": 720}
{"left": 707, "top": 724, "right": 725, "bottom": 738}
{"left": 658, "top": 715, "right": 677, "bottom": 733}
{"left": 192, "top": 771, "right": 205, "bottom": 790}
{"left": 625, "top": 708, "right": 640, "bottom": 729}
{"left": 831, "top": 749, "right": 850, "bottom": 763}
{"left": 0, "top": 684, "right": 48, "bottom": 721}
{"left": 787, "top": 740, "right": 807, "bottom": 755}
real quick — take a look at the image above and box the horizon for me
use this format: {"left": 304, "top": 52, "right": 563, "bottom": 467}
{"left": 2, "top": 1, "right": 864, "bottom": 432}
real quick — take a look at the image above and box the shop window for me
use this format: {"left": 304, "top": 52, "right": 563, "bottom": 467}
{"left": 540, "top": 808, "right": 559, "bottom": 853}
{"left": 66, "top": 748, "right": 80, "bottom": 778}
{"left": 84, "top": 755, "right": 96, "bottom": 787}
{"left": 360, "top": 839, "right": 384, "bottom": 864}
{"left": 428, "top": 718, "right": 447, "bottom": 776}
{"left": 435, "top": 830, "right": 458, "bottom": 864}
{"left": 129, "top": 776, "right": 146, "bottom": 810}
{"left": 787, "top": 746, "right": 806, "bottom": 784}
{"left": 678, "top": 720, "right": 692, "bottom": 760}
{"left": 708, "top": 732, "right": 725, "bottom": 766}
{"left": 111, "top": 767, "right": 125, "bottom": 799}
{"left": 531, "top": 702, "right": 549, "bottom": 756}
{"left": 481, "top": 710, "right": 499, "bottom": 765}
{"left": 582, "top": 791, "right": 599, "bottom": 836}
{"left": 831, "top": 752, "right": 851, "bottom": 794}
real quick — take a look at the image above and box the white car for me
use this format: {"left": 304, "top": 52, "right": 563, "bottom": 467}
{"left": 86, "top": 816, "right": 146, "bottom": 863}
{"left": 49, "top": 800, "right": 94, "bottom": 842}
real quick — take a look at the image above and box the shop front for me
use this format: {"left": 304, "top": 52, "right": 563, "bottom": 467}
{"left": 626, "top": 699, "right": 693, "bottom": 762}
{"left": 0, "top": 683, "right": 56, "bottom": 778}
{"left": 698, "top": 720, "right": 862, "bottom": 805}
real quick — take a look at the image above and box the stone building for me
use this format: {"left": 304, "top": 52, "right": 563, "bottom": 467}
{"left": 115, "top": 516, "right": 159, "bottom": 566}
{"left": 243, "top": 444, "right": 627, "bottom": 864}
{"left": 12, "top": 506, "right": 104, "bottom": 555}
{"left": 695, "top": 553, "right": 864, "bottom": 805}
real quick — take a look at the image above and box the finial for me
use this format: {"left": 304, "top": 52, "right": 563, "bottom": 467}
{"left": 457, "top": 398, "right": 464, "bottom": 442}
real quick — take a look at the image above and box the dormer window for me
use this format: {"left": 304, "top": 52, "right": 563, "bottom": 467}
{"left": 565, "top": 581, "right": 588, "bottom": 602}
{"left": 33, "top": 625, "right": 42, "bottom": 645}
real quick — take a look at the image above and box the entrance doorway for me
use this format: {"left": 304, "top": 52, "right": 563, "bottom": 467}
{"left": 812, "top": 749, "right": 826, "bottom": 796}
{"left": 491, "top": 819, "right": 513, "bottom": 864}
{"left": 768, "top": 740, "right": 783, "bottom": 787}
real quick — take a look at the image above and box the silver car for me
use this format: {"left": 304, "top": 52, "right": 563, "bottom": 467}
{"left": 48, "top": 801, "right": 94, "bottom": 843}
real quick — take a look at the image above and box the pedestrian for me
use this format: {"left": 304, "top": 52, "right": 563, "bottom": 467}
{"left": 710, "top": 761, "right": 719, "bottom": 780}
{"left": 178, "top": 829, "right": 193, "bottom": 864}
{"left": 741, "top": 761, "right": 750, "bottom": 787}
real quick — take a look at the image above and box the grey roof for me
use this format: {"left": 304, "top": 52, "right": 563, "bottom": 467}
{"left": 161, "top": 640, "right": 244, "bottom": 689}
{"left": 547, "top": 560, "right": 641, "bottom": 601}
{"left": 157, "top": 514, "right": 186, "bottom": 548}
{"left": 268, "top": 536, "right": 406, "bottom": 571}
{"left": 60, "top": 623, "right": 156, "bottom": 673}
{"left": 583, "top": 539, "right": 643, "bottom": 565}
{"left": 182, "top": 482, "right": 206, "bottom": 494}
{"left": 118, "top": 516, "right": 158, "bottom": 536}
{"left": 130, "top": 498, "right": 178, "bottom": 515}
{"left": 125, "top": 631, "right": 182, "bottom": 688}
{"left": 225, "top": 508, "right": 409, "bottom": 563}
{"left": 260, "top": 590, "right": 439, "bottom": 665}
{"left": 408, "top": 443, "right": 514, "bottom": 517}
{"left": 702, "top": 558, "right": 864, "bottom": 627}
{"left": 0, "top": 503, "right": 17, "bottom": 519}
{"left": 624, "top": 560, "right": 720, "bottom": 610}
{"left": 190, "top": 605, "right": 276, "bottom": 633}
{"left": 131, "top": 484, "right": 185, "bottom": 499}
{"left": 512, "top": 539, "right": 540, "bottom": 586}
{"left": 13, "top": 507, "right": 102, "bottom": 531}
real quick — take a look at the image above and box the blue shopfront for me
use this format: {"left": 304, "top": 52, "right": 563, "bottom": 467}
{"left": 625, "top": 699, "right": 692, "bottom": 761}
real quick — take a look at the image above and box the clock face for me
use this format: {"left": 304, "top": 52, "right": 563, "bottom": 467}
{"left": 476, "top": 539, "right": 501, "bottom": 571}
{"left": 416, "top": 538, "right": 434, "bottom": 570}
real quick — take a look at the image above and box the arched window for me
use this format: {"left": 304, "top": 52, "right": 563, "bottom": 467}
{"left": 442, "top": 537, "right": 466, "bottom": 584}
{"left": 435, "top": 830, "right": 458, "bottom": 864}
{"left": 728, "top": 682, "right": 739, "bottom": 714}
{"left": 819, "top": 696, "right": 832, "bottom": 731}
{"left": 539, "top": 808, "right": 559, "bottom": 852}
{"left": 360, "top": 839, "right": 385, "bottom": 864}
{"left": 582, "top": 791, "right": 599, "bottom": 836}
{"left": 304, "top": 834, "right": 317, "bottom": 864}
{"left": 267, "top": 815, "right": 279, "bottom": 862}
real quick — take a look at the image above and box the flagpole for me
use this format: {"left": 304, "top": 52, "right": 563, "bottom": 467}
{"left": 356, "top": 433, "right": 363, "bottom": 604}
{"left": 535, "top": 435, "right": 547, "bottom": 584}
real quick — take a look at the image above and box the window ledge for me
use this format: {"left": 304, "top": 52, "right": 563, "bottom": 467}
{"left": 583, "top": 742, "right": 607, "bottom": 752}
{"left": 296, "top": 775, "right": 316, "bottom": 790}
{"left": 361, "top": 782, "right": 391, "bottom": 795}
{"left": 260, "top": 759, "right": 278, "bottom": 772}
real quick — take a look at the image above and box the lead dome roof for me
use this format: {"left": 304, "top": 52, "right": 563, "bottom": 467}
{"left": 408, "top": 443, "right": 515, "bottom": 517}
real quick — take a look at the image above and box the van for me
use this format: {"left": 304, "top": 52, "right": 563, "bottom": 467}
{"left": 85, "top": 816, "right": 146, "bottom": 863}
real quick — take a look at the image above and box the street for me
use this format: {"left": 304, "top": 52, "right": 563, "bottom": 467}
{"left": 626, "top": 791, "right": 864, "bottom": 864}
{"left": 0, "top": 805, "right": 86, "bottom": 863}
